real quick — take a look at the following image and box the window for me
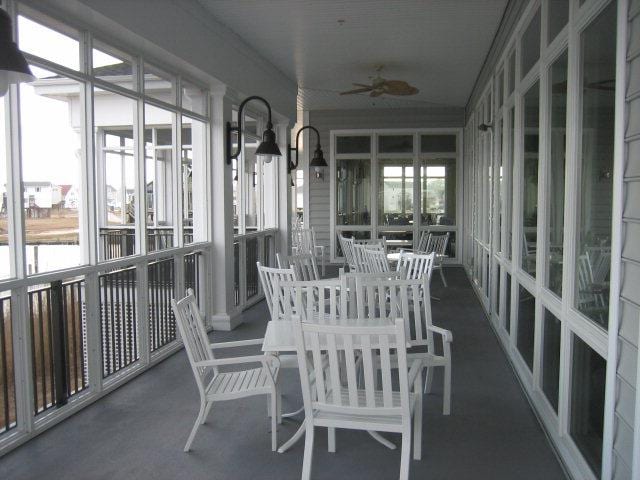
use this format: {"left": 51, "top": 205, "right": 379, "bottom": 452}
{"left": 336, "top": 135, "right": 370, "bottom": 154}
{"left": 378, "top": 160, "right": 413, "bottom": 226}
{"left": 20, "top": 67, "right": 83, "bottom": 274}
{"left": 570, "top": 334, "right": 606, "bottom": 477}
{"left": 574, "top": 1, "right": 616, "bottom": 328}
{"left": 507, "top": 51, "right": 516, "bottom": 96}
{"left": 521, "top": 82, "right": 539, "bottom": 277}
{"left": 505, "top": 107, "right": 515, "bottom": 260}
{"left": 547, "top": 52, "right": 567, "bottom": 297}
{"left": 93, "top": 42, "right": 134, "bottom": 91}
{"left": 542, "top": 309, "right": 561, "bottom": 412}
{"left": 336, "top": 159, "right": 371, "bottom": 225}
{"left": 181, "top": 116, "right": 207, "bottom": 243}
{"left": 547, "top": 0, "right": 569, "bottom": 44}
{"left": 516, "top": 284, "right": 535, "bottom": 370}
{"left": 0, "top": 98, "right": 8, "bottom": 280}
{"left": 504, "top": 272, "right": 512, "bottom": 333}
{"left": 96, "top": 89, "right": 137, "bottom": 261}
{"left": 145, "top": 63, "right": 175, "bottom": 105}
{"left": 378, "top": 135, "right": 413, "bottom": 153}
{"left": 521, "top": 9, "right": 541, "bottom": 78}
{"left": 421, "top": 135, "right": 457, "bottom": 153}
{"left": 421, "top": 160, "right": 456, "bottom": 225}
{"left": 18, "top": 14, "right": 79, "bottom": 70}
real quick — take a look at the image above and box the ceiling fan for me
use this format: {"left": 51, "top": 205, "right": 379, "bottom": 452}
{"left": 340, "top": 66, "right": 419, "bottom": 97}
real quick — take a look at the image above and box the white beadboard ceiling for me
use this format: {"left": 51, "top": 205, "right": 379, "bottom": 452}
{"left": 197, "top": 0, "right": 508, "bottom": 110}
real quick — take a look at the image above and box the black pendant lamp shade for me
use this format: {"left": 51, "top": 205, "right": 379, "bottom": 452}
{"left": 0, "top": 9, "right": 35, "bottom": 95}
{"left": 309, "top": 144, "right": 327, "bottom": 169}
{"left": 255, "top": 121, "right": 282, "bottom": 162}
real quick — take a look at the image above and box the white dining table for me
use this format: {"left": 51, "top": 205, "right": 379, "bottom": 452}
{"left": 262, "top": 319, "right": 404, "bottom": 454}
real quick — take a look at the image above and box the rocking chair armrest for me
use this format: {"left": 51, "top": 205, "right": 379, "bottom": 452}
{"left": 408, "top": 359, "right": 423, "bottom": 387}
{"left": 427, "top": 325, "right": 453, "bottom": 343}
{"left": 194, "top": 354, "right": 276, "bottom": 368}
{"left": 209, "top": 338, "right": 264, "bottom": 349}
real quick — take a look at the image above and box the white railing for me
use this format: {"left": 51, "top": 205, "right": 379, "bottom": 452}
{"left": 233, "top": 229, "right": 277, "bottom": 311}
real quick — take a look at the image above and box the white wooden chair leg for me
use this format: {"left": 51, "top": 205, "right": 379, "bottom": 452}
{"left": 443, "top": 362, "right": 452, "bottom": 415}
{"left": 399, "top": 430, "right": 411, "bottom": 480}
{"left": 413, "top": 380, "right": 423, "bottom": 460}
{"left": 277, "top": 391, "right": 283, "bottom": 424}
{"left": 184, "top": 400, "right": 207, "bottom": 452}
{"left": 201, "top": 401, "right": 213, "bottom": 425}
{"left": 439, "top": 267, "right": 447, "bottom": 287}
{"left": 271, "top": 390, "right": 278, "bottom": 451}
{"left": 302, "top": 423, "right": 315, "bottom": 480}
{"left": 328, "top": 427, "right": 336, "bottom": 453}
{"left": 424, "top": 367, "right": 434, "bottom": 394}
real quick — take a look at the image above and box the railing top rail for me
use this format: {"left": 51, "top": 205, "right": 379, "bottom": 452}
{"left": 234, "top": 228, "right": 278, "bottom": 240}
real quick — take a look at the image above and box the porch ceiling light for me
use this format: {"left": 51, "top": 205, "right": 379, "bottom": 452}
{"left": 0, "top": 9, "right": 35, "bottom": 96}
{"left": 287, "top": 125, "right": 327, "bottom": 178}
{"left": 226, "top": 95, "right": 282, "bottom": 165}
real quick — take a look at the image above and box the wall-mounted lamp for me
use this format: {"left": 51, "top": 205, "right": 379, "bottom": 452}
{"left": 287, "top": 125, "right": 327, "bottom": 180}
{"left": 226, "top": 95, "right": 282, "bottom": 165}
{"left": 478, "top": 123, "right": 493, "bottom": 132}
{"left": 0, "top": 9, "right": 35, "bottom": 96}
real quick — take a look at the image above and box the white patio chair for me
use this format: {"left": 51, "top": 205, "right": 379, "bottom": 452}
{"left": 291, "top": 314, "right": 423, "bottom": 480}
{"left": 355, "top": 276, "right": 453, "bottom": 414}
{"left": 396, "top": 251, "right": 435, "bottom": 281}
{"left": 363, "top": 246, "right": 391, "bottom": 274}
{"left": 292, "top": 227, "right": 326, "bottom": 276}
{"left": 171, "top": 289, "right": 280, "bottom": 452}
{"left": 277, "top": 253, "right": 320, "bottom": 281}
{"left": 425, "top": 232, "right": 450, "bottom": 287}
{"left": 337, "top": 234, "right": 356, "bottom": 272}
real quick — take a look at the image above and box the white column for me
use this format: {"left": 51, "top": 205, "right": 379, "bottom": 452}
{"left": 276, "top": 121, "right": 291, "bottom": 254}
{"left": 210, "top": 87, "right": 239, "bottom": 330}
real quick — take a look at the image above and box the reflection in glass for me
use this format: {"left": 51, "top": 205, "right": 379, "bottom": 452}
{"left": 522, "top": 82, "right": 539, "bottom": 277}
{"left": 378, "top": 135, "right": 413, "bottom": 153}
{"left": 421, "top": 159, "right": 456, "bottom": 225}
{"left": 145, "top": 63, "right": 175, "bottom": 105}
{"left": 570, "top": 335, "right": 606, "bottom": 477}
{"left": 378, "top": 160, "right": 412, "bottom": 226}
{"left": 145, "top": 105, "right": 175, "bottom": 252}
{"left": 542, "top": 309, "right": 561, "bottom": 412}
{"left": 496, "top": 116, "right": 503, "bottom": 254}
{"left": 575, "top": 3, "right": 615, "bottom": 328}
{"left": 516, "top": 285, "right": 535, "bottom": 370}
{"left": 521, "top": 9, "right": 541, "bottom": 78}
{"left": 336, "top": 136, "right": 371, "bottom": 154}
{"left": 505, "top": 272, "right": 512, "bottom": 333}
{"left": 337, "top": 160, "right": 371, "bottom": 225}
{"left": 506, "top": 108, "right": 515, "bottom": 260}
{"left": 547, "top": 52, "right": 567, "bottom": 297}
{"left": 421, "top": 135, "right": 456, "bottom": 153}
{"left": 93, "top": 43, "right": 133, "bottom": 91}
{"left": 379, "top": 230, "right": 412, "bottom": 253}
{"left": 20, "top": 71, "right": 83, "bottom": 274}
{"left": 548, "top": 0, "right": 569, "bottom": 44}
{"left": 508, "top": 51, "right": 516, "bottom": 96}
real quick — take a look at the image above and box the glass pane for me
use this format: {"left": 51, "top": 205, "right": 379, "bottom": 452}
{"left": 242, "top": 136, "right": 259, "bottom": 230}
{"left": 182, "top": 116, "right": 207, "bottom": 244}
{"left": 505, "top": 272, "right": 512, "bottom": 332}
{"left": 495, "top": 265, "right": 502, "bottom": 317}
{"left": 421, "top": 134, "right": 456, "bottom": 153}
{"left": 294, "top": 169, "right": 304, "bottom": 225}
{"left": 378, "top": 135, "right": 413, "bottom": 153}
{"left": 570, "top": 335, "right": 606, "bottom": 477}
{"left": 0, "top": 98, "right": 9, "bottom": 280}
{"left": 96, "top": 89, "right": 136, "bottom": 261}
{"left": 521, "top": 9, "right": 541, "bottom": 78}
{"left": 144, "top": 63, "right": 175, "bottom": 105}
{"left": 497, "top": 70, "right": 504, "bottom": 108}
{"left": 335, "top": 230, "right": 370, "bottom": 257}
{"left": 421, "top": 158, "right": 456, "bottom": 225}
{"left": 93, "top": 43, "right": 134, "bottom": 91}
{"left": 379, "top": 230, "right": 412, "bottom": 253}
{"left": 0, "top": 291, "right": 16, "bottom": 433}
{"left": 516, "top": 284, "right": 535, "bottom": 370}
{"left": 575, "top": 2, "right": 616, "bottom": 328}
{"left": 181, "top": 78, "right": 206, "bottom": 115}
{"left": 522, "top": 82, "right": 539, "bottom": 277}
{"left": 336, "top": 136, "right": 371, "bottom": 154}
{"left": 506, "top": 107, "right": 515, "bottom": 260}
{"left": 508, "top": 51, "right": 516, "bottom": 96}
{"left": 18, "top": 16, "right": 79, "bottom": 70}
{"left": 145, "top": 105, "right": 175, "bottom": 252}
{"left": 336, "top": 160, "right": 371, "bottom": 225}
{"left": 496, "top": 116, "right": 504, "bottom": 254}
{"left": 21, "top": 69, "right": 83, "bottom": 274}
{"left": 548, "top": 0, "right": 569, "bottom": 43}
{"left": 378, "top": 160, "right": 413, "bottom": 226}
{"left": 542, "top": 309, "right": 561, "bottom": 412}
{"left": 547, "top": 52, "right": 567, "bottom": 297}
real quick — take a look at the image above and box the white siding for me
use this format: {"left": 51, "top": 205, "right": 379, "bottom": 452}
{"left": 306, "top": 107, "right": 464, "bottom": 258}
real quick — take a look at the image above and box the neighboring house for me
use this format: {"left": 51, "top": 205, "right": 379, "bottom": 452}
{"left": 63, "top": 185, "right": 80, "bottom": 209}
{"left": 23, "top": 181, "right": 62, "bottom": 218}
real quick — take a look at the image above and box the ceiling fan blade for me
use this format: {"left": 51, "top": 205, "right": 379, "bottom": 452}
{"left": 382, "top": 80, "right": 419, "bottom": 96}
{"left": 340, "top": 87, "right": 373, "bottom": 95}
{"left": 352, "top": 83, "right": 372, "bottom": 88}
{"left": 370, "top": 90, "right": 384, "bottom": 98}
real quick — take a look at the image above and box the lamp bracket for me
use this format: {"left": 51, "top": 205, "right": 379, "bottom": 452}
{"left": 226, "top": 95, "right": 273, "bottom": 165}
{"left": 287, "top": 125, "right": 321, "bottom": 173}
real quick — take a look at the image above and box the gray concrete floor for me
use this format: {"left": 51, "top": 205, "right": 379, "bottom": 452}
{"left": 0, "top": 267, "right": 567, "bottom": 480}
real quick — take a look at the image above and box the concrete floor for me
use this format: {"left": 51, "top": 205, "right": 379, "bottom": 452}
{"left": 0, "top": 267, "right": 567, "bottom": 480}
